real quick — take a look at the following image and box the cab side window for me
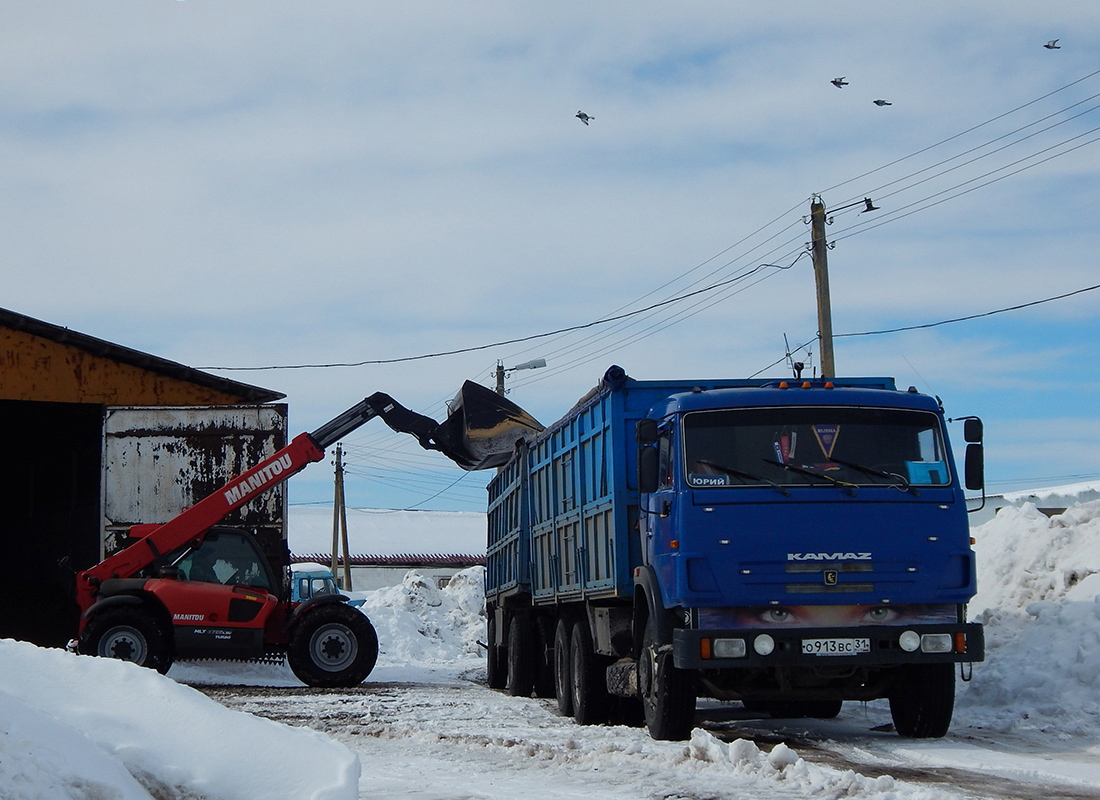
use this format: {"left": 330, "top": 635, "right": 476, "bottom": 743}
{"left": 658, "top": 431, "right": 673, "bottom": 489}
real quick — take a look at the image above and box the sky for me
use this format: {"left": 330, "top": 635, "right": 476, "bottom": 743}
{"left": 5, "top": 498, "right": 1100, "bottom": 798}
{"left": 3, "top": 2, "right": 1100, "bottom": 511}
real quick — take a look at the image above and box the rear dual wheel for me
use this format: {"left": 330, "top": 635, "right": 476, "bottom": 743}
{"left": 569, "top": 619, "right": 609, "bottom": 725}
{"left": 554, "top": 618, "right": 573, "bottom": 716}
{"left": 506, "top": 615, "right": 536, "bottom": 697}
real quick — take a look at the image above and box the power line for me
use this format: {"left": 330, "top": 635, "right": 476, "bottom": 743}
{"left": 836, "top": 283, "right": 1100, "bottom": 338}
{"left": 198, "top": 259, "right": 799, "bottom": 372}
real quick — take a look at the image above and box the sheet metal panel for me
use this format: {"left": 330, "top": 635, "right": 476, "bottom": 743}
{"left": 102, "top": 405, "right": 288, "bottom": 556}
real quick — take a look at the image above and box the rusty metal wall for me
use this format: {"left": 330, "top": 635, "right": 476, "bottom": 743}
{"left": 101, "top": 404, "right": 288, "bottom": 557}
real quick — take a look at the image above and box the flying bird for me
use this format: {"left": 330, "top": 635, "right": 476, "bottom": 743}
{"left": 831, "top": 77, "right": 849, "bottom": 88}
{"left": 576, "top": 110, "right": 594, "bottom": 125}
{"left": 1044, "top": 39, "right": 1061, "bottom": 49}
{"left": 873, "top": 99, "right": 892, "bottom": 106}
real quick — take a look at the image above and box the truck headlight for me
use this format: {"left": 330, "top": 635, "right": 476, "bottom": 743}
{"left": 753, "top": 634, "right": 775, "bottom": 656}
{"left": 899, "top": 630, "right": 921, "bottom": 652}
{"left": 712, "top": 638, "right": 747, "bottom": 658}
{"left": 920, "top": 633, "right": 953, "bottom": 653}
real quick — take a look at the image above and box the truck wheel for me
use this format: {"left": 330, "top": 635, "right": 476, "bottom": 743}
{"left": 638, "top": 614, "right": 696, "bottom": 740}
{"left": 889, "top": 663, "right": 954, "bottom": 738}
{"left": 533, "top": 616, "right": 556, "bottom": 699}
{"left": 553, "top": 617, "right": 573, "bottom": 716}
{"left": 486, "top": 615, "right": 506, "bottom": 689}
{"left": 288, "top": 604, "right": 378, "bottom": 688}
{"left": 506, "top": 615, "right": 536, "bottom": 697}
{"left": 569, "top": 619, "right": 608, "bottom": 725}
{"left": 83, "top": 608, "right": 172, "bottom": 675}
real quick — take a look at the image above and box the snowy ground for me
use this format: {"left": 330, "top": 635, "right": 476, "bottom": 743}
{"left": 3, "top": 500, "right": 1100, "bottom": 799}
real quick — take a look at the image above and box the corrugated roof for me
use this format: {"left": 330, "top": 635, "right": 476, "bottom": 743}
{"left": 0, "top": 306, "right": 284, "bottom": 403}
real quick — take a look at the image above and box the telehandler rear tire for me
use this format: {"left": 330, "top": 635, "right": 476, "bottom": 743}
{"left": 288, "top": 603, "right": 378, "bottom": 688}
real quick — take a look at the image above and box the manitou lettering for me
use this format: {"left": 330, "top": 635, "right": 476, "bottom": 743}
{"left": 787, "top": 552, "right": 872, "bottom": 561}
{"left": 222, "top": 454, "right": 294, "bottom": 504}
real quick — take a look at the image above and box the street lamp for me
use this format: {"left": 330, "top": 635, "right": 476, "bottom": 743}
{"left": 495, "top": 358, "right": 547, "bottom": 395}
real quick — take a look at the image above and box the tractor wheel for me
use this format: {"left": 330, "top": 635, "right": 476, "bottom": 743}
{"left": 288, "top": 603, "right": 378, "bottom": 688}
{"left": 83, "top": 607, "right": 172, "bottom": 674}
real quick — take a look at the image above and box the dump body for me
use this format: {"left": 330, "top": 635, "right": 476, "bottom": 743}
{"left": 485, "top": 367, "right": 983, "bottom": 739}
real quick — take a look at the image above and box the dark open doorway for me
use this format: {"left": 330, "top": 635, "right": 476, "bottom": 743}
{"left": 0, "top": 400, "right": 103, "bottom": 647}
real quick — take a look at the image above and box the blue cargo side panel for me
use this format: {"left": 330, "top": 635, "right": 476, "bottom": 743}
{"left": 485, "top": 450, "right": 529, "bottom": 598}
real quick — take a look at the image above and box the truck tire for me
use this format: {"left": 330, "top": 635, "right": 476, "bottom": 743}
{"left": 533, "top": 616, "right": 556, "bottom": 699}
{"left": 569, "top": 619, "right": 608, "bottom": 725}
{"left": 638, "top": 614, "right": 696, "bottom": 740}
{"left": 288, "top": 603, "right": 378, "bottom": 688}
{"left": 83, "top": 607, "right": 172, "bottom": 675}
{"left": 889, "top": 663, "right": 955, "bottom": 738}
{"left": 486, "top": 615, "right": 506, "bottom": 689}
{"left": 554, "top": 617, "right": 573, "bottom": 716}
{"left": 506, "top": 615, "right": 536, "bottom": 697}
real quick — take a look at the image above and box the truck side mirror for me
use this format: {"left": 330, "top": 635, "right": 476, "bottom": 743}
{"left": 636, "top": 419, "right": 658, "bottom": 445}
{"left": 964, "top": 417, "right": 983, "bottom": 444}
{"left": 965, "top": 443, "right": 984, "bottom": 491}
{"left": 638, "top": 445, "right": 659, "bottom": 494}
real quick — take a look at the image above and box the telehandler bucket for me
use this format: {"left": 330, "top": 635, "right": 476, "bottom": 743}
{"left": 367, "top": 381, "right": 543, "bottom": 470}
{"left": 433, "top": 381, "right": 544, "bottom": 470}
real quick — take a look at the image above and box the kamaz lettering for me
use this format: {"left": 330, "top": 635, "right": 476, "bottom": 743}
{"left": 787, "top": 552, "right": 872, "bottom": 561}
{"left": 222, "top": 454, "right": 294, "bottom": 504}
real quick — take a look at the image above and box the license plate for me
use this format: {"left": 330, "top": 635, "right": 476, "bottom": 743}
{"left": 802, "top": 637, "right": 870, "bottom": 656}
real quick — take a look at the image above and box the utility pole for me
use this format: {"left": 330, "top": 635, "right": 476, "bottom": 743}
{"left": 330, "top": 443, "right": 352, "bottom": 591}
{"left": 809, "top": 198, "right": 836, "bottom": 379}
{"left": 495, "top": 358, "right": 547, "bottom": 396}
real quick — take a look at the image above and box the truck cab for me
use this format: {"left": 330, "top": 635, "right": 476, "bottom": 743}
{"left": 635, "top": 378, "right": 984, "bottom": 738}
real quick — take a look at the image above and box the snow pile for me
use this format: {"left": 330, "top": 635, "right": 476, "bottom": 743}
{"left": 0, "top": 638, "right": 360, "bottom": 800}
{"left": 684, "top": 730, "right": 955, "bottom": 799}
{"left": 957, "top": 500, "right": 1100, "bottom": 737}
{"left": 352, "top": 566, "right": 487, "bottom": 665}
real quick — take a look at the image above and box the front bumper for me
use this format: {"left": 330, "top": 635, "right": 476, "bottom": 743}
{"left": 673, "top": 623, "right": 984, "bottom": 669}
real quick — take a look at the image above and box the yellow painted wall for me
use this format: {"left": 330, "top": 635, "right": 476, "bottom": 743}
{"left": 1, "top": 328, "right": 249, "bottom": 405}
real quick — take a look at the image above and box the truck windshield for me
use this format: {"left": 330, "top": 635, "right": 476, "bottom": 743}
{"left": 683, "top": 406, "right": 950, "bottom": 489}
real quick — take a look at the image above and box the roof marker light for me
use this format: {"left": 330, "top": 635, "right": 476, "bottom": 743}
{"left": 824, "top": 381, "right": 835, "bottom": 389}
{"left": 779, "top": 381, "right": 790, "bottom": 389}
{"left": 802, "top": 381, "right": 812, "bottom": 389}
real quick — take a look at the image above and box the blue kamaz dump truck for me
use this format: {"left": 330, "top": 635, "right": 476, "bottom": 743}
{"left": 484, "top": 366, "right": 985, "bottom": 740}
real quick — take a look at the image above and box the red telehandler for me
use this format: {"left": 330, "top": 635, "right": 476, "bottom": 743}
{"left": 75, "top": 384, "right": 542, "bottom": 687}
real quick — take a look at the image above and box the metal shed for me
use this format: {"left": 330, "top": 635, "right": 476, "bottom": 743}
{"left": 0, "top": 307, "right": 286, "bottom": 647}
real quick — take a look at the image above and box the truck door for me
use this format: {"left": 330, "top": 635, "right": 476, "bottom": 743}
{"left": 101, "top": 404, "right": 289, "bottom": 570}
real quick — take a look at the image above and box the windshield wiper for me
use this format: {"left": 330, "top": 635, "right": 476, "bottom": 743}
{"left": 830, "top": 457, "right": 919, "bottom": 496}
{"left": 696, "top": 460, "right": 791, "bottom": 496}
{"left": 762, "top": 458, "right": 857, "bottom": 496}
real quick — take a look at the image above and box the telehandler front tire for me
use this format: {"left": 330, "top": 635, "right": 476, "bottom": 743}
{"left": 288, "top": 603, "right": 378, "bottom": 688}
{"left": 83, "top": 607, "right": 173, "bottom": 674}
